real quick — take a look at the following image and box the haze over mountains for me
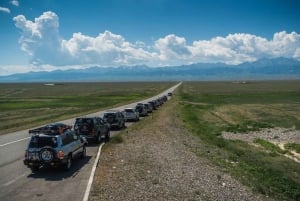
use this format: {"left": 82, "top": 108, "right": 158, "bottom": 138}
{"left": 0, "top": 58, "right": 299, "bottom": 82}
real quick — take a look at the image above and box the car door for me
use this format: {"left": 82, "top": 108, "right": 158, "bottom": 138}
{"left": 71, "top": 132, "right": 83, "bottom": 157}
{"left": 62, "top": 132, "right": 81, "bottom": 159}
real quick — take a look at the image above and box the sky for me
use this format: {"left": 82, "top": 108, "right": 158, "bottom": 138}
{"left": 0, "top": 0, "right": 300, "bottom": 76}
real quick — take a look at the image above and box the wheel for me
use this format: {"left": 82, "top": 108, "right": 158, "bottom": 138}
{"left": 64, "top": 156, "right": 72, "bottom": 171}
{"left": 105, "top": 130, "right": 110, "bottom": 142}
{"left": 39, "top": 147, "right": 55, "bottom": 163}
{"left": 80, "top": 146, "right": 86, "bottom": 159}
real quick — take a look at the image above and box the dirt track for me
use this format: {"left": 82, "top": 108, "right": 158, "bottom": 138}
{"left": 89, "top": 98, "right": 269, "bottom": 201}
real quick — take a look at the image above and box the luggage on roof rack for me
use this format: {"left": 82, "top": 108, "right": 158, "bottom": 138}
{"left": 29, "top": 123, "right": 72, "bottom": 135}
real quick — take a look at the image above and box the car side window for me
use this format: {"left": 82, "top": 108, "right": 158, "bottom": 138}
{"left": 62, "top": 133, "right": 74, "bottom": 145}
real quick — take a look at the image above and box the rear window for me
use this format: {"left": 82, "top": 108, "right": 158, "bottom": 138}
{"left": 75, "top": 118, "right": 94, "bottom": 126}
{"left": 104, "top": 113, "right": 116, "bottom": 118}
{"left": 125, "top": 109, "right": 134, "bottom": 112}
{"left": 29, "top": 136, "right": 58, "bottom": 148}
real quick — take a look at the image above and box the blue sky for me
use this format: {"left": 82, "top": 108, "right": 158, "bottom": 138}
{"left": 0, "top": 0, "right": 299, "bottom": 75}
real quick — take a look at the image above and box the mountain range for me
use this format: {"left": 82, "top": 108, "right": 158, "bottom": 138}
{"left": 0, "top": 58, "right": 299, "bottom": 82}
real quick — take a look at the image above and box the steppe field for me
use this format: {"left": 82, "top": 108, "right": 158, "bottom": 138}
{"left": 178, "top": 80, "right": 300, "bottom": 200}
{"left": 1, "top": 80, "right": 299, "bottom": 200}
{"left": 0, "top": 82, "right": 175, "bottom": 135}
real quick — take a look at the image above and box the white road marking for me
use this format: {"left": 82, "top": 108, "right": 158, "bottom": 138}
{"left": 0, "top": 137, "right": 30, "bottom": 147}
{"left": 83, "top": 143, "right": 105, "bottom": 201}
{"left": 3, "top": 173, "right": 28, "bottom": 187}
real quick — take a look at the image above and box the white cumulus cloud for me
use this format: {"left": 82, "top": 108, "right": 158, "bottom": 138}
{"left": 11, "top": 0, "right": 19, "bottom": 6}
{"left": 0, "top": 7, "right": 10, "bottom": 13}
{"left": 12, "top": 11, "right": 300, "bottom": 70}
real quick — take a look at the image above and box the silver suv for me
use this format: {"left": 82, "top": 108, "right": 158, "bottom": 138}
{"left": 24, "top": 126, "right": 87, "bottom": 172}
{"left": 103, "top": 110, "right": 125, "bottom": 130}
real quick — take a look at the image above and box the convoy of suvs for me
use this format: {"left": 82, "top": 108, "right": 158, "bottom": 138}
{"left": 23, "top": 93, "right": 172, "bottom": 172}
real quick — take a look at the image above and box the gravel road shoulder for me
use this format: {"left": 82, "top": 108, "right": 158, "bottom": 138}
{"left": 89, "top": 98, "right": 269, "bottom": 201}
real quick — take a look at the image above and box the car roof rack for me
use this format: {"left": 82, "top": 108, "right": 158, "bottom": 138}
{"left": 29, "top": 124, "right": 71, "bottom": 136}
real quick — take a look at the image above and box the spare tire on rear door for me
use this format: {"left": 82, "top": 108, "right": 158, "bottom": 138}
{"left": 39, "top": 147, "right": 55, "bottom": 163}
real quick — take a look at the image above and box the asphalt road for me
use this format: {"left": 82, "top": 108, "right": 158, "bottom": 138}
{"left": 0, "top": 82, "right": 181, "bottom": 201}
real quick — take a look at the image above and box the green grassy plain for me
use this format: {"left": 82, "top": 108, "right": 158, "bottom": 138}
{"left": 178, "top": 80, "right": 300, "bottom": 201}
{"left": 0, "top": 82, "right": 175, "bottom": 135}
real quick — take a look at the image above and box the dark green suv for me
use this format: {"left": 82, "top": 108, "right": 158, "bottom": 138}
{"left": 74, "top": 117, "right": 110, "bottom": 143}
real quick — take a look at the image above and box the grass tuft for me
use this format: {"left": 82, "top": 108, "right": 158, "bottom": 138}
{"left": 285, "top": 143, "right": 300, "bottom": 153}
{"left": 109, "top": 135, "right": 124, "bottom": 144}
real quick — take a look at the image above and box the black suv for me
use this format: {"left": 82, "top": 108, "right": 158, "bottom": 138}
{"left": 74, "top": 117, "right": 110, "bottom": 143}
{"left": 103, "top": 110, "right": 125, "bottom": 130}
{"left": 24, "top": 126, "right": 87, "bottom": 172}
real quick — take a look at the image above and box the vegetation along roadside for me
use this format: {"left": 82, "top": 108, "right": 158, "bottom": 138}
{"left": 179, "top": 81, "right": 300, "bottom": 201}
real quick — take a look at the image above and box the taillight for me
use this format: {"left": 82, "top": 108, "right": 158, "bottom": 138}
{"left": 24, "top": 150, "right": 28, "bottom": 158}
{"left": 92, "top": 129, "right": 95, "bottom": 134}
{"left": 57, "top": 151, "right": 65, "bottom": 159}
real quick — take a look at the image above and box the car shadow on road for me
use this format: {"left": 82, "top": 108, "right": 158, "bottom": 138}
{"left": 27, "top": 156, "right": 92, "bottom": 181}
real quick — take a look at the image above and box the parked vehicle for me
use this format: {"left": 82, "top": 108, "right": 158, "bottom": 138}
{"left": 162, "top": 95, "right": 168, "bottom": 102}
{"left": 143, "top": 103, "right": 153, "bottom": 113}
{"left": 148, "top": 101, "right": 157, "bottom": 110}
{"left": 123, "top": 108, "right": 139, "bottom": 122}
{"left": 135, "top": 104, "right": 148, "bottom": 116}
{"left": 74, "top": 117, "right": 110, "bottom": 143}
{"left": 103, "top": 110, "right": 125, "bottom": 129}
{"left": 24, "top": 127, "right": 87, "bottom": 172}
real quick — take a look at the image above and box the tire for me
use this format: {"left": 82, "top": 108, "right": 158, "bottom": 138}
{"left": 39, "top": 147, "right": 55, "bottom": 163}
{"left": 80, "top": 146, "right": 86, "bottom": 159}
{"left": 64, "top": 156, "right": 72, "bottom": 171}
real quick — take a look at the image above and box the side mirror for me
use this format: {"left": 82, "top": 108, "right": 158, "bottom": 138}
{"left": 80, "top": 136, "right": 87, "bottom": 144}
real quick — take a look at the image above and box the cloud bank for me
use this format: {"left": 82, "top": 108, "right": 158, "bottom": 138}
{"left": 13, "top": 11, "right": 300, "bottom": 68}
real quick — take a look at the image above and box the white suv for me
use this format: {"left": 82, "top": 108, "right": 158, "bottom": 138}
{"left": 123, "top": 108, "right": 139, "bottom": 122}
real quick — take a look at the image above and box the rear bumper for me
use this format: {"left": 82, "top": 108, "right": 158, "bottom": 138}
{"left": 76, "top": 132, "right": 97, "bottom": 139}
{"left": 24, "top": 158, "right": 67, "bottom": 168}
{"left": 125, "top": 116, "right": 137, "bottom": 120}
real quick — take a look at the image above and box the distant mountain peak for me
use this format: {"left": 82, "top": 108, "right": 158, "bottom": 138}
{"left": 0, "top": 57, "right": 299, "bottom": 82}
